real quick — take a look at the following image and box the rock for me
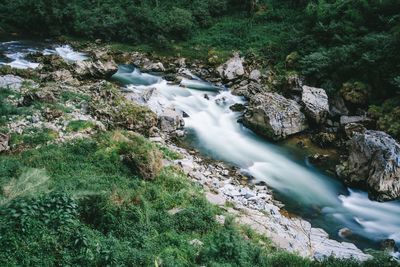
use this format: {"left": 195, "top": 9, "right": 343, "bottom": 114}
{"left": 51, "top": 70, "right": 79, "bottom": 85}
{"left": 380, "top": 239, "right": 396, "bottom": 253}
{"left": 21, "top": 87, "right": 56, "bottom": 105}
{"left": 0, "top": 133, "right": 10, "bottom": 152}
{"left": 301, "top": 85, "right": 329, "bottom": 124}
{"left": 341, "top": 81, "right": 369, "bottom": 108}
{"left": 122, "top": 142, "right": 163, "bottom": 181}
{"left": 243, "top": 93, "right": 308, "bottom": 140}
{"left": 231, "top": 82, "right": 263, "bottom": 98}
{"left": 249, "top": 69, "right": 261, "bottom": 82}
{"left": 0, "top": 75, "right": 24, "bottom": 91}
{"left": 158, "top": 108, "right": 185, "bottom": 133}
{"left": 344, "top": 123, "right": 366, "bottom": 139}
{"left": 217, "top": 52, "right": 245, "bottom": 81}
{"left": 330, "top": 94, "right": 349, "bottom": 117}
{"left": 143, "top": 62, "right": 165, "bottom": 72}
{"left": 74, "top": 59, "right": 118, "bottom": 79}
{"left": 340, "top": 115, "right": 371, "bottom": 126}
{"left": 338, "top": 228, "right": 352, "bottom": 238}
{"left": 311, "top": 132, "right": 337, "bottom": 148}
{"left": 337, "top": 130, "right": 400, "bottom": 201}
{"left": 229, "top": 103, "right": 246, "bottom": 112}
{"left": 283, "top": 73, "right": 303, "bottom": 93}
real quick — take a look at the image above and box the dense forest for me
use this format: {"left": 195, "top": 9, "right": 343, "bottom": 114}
{"left": 1, "top": 0, "right": 399, "bottom": 138}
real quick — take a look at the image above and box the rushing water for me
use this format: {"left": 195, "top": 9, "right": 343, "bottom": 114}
{"left": 0, "top": 40, "right": 87, "bottom": 69}
{"left": 112, "top": 66, "right": 400, "bottom": 255}
{"left": 1, "top": 40, "right": 399, "bottom": 255}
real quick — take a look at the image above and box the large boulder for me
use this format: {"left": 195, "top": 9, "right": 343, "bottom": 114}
{"left": 337, "top": 130, "right": 400, "bottom": 201}
{"left": 301, "top": 86, "right": 329, "bottom": 124}
{"left": 217, "top": 52, "right": 245, "bottom": 81}
{"left": 0, "top": 75, "right": 24, "bottom": 91}
{"left": 243, "top": 93, "right": 308, "bottom": 140}
{"left": 74, "top": 59, "right": 118, "bottom": 79}
{"left": 125, "top": 87, "right": 185, "bottom": 133}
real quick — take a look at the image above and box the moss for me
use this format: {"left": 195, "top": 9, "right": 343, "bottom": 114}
{"left": 341, "top": 81, "right": 370, "bottom": 106}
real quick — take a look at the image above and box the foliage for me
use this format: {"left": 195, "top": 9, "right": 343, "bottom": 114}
{"left": 369, "top": 97, "right": 400, "bottom": 140}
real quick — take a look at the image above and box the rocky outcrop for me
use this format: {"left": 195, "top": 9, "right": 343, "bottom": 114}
{"left": 89, "top": 82, "right": 157, "bottom": 135}
{"left": 0, "top": 133, "right": 10, "bottom": 152}
{"left": 217, "top": 52, "right": 245, "bottom": 81}
{"left": 301, "top": 85, "right": 329, "bottom": 124}
{"left": 74, "top": 59, "right": 118, "bottom": 79}
{"left": 243, "top": 93, "right": 308, "bottom": 140}
{"left": 0, "top": 75, "right": 24, "bottom": 91}
{"left": 125, "top": 87, "right": 185, "bottom": 134}
{"left": 337, "top": 130, "right": 400, "bottom": 201}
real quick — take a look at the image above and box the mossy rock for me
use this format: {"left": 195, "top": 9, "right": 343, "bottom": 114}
{"left": 341, "top": 81, "right": 369, "bottom": 107}
{"left": 89, "top": 82, "right": 157, "bottom": 135}
{"left": 118, "top": 133, "right": 163, "bottom": 180}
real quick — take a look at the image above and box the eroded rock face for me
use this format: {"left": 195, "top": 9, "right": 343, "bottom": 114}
{"left": 301, "top": 85, "right": 329, "bottom": 124}
{"left": 337, "top": 130, "right": 400, "bottom": 201}
{"left": 74, "top": 59, "right": 118, "bottom": 79}
{"left": 0, "top": 75, "right": 24, "bottom": 91}
{"left": 243, "top": 93, "right": 308, "bottom": 140}
{"left": 217, "top": 52, "right": 245, "bottom": 81}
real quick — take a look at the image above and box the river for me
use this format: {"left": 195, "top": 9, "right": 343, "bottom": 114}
{"left": 1, "top": 41, "right": 399, "bottom": 257}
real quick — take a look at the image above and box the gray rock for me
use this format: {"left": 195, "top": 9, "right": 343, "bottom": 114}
{"left": 344, "top": 123, "right": 366, "bottom": 139}
{"left": 74, "top": 59, "right": 118, "bottom": 79}
{"left": 51, "top": 70, "right": 79, "bottom": 85}
{"left": 143, "top": 62, "right": 165, "bottom": 72}
{"left": 330, "top": 94, "right": 349, "bottom": 116}
{"left": 337, "top": 130, "right": 400, "bottom": 201}
{"left": 217, "top": 52, "right": 245, "bottom": 81}
{"left": 243, "top": 93, "right": 308, "bottom": 140}
{"left": 340, "top": 115, "right": 371, "bottom": 126}
{"left": 301, "top": 85, "right": 329, "bottom": 124}
{"left": 158, "top": 108, "right": 185, "bottom": 133}
{"left": 0, "top": 75, "right": 24, "bottom": 91}
{"left": 0, "top": 133, "right": 10, "bottom": 152}
{"left": 249, "top": 69, "right": 261, "bottom": 82}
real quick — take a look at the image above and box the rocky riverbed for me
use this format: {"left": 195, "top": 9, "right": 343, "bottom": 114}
{"left": 1, "top": 40, "right": 399, "bottom": 261}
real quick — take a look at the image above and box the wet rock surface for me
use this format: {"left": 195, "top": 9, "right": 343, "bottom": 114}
{"left": 243, "top": 92, "right": 308, "bottom": 140}
{"left": 337, "top": 130, "right": 400, "bottom": 201}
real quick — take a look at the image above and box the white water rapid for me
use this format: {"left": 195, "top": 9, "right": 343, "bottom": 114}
{"left": 0, "top": 41, "right": 87, "bottom": 69}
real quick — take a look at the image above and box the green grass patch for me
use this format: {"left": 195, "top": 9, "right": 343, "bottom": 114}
{"left": 66, "top": 120, "right": 95, "bottom": 133}
{"left": 9, "top": 127, "right": 58, "bottom": 148}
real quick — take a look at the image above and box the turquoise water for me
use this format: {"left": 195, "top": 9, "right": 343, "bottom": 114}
{"left": 112, "top": 66, "right": 400, "bottom": 255}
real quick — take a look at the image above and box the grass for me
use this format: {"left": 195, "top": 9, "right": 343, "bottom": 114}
{"left": 66, "top": 120, "right": 95, "bottom": 132}
{"left": 0, "top": 130, "right": 397, "bottom": 266}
